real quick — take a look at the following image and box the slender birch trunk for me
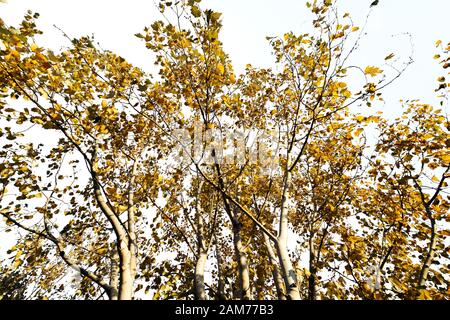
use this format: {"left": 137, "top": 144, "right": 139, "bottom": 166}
{"left": 118, "top": 243, "right": 133, "bottom": 300}
{"left": 92, "top": 149, "right": 135, "bottom": 300}
{"left": 109, "top": 251, "right": 120, "bottom": 300}
{"left": 277, "top": 169, "right": 300, "bottom": 300}
{"left": 417, "top": 211, "right": 437, "bottom": 289}
{"left": 232, "top": 220, "right": 251, "bottom": 300}
{"left": 215, "top": 237, "right": 227, "bottom": 300}
{"left": 194, "top": 251, "right": 208, "bottom": 300}
{"left": 127, "top": 161, "right": 138, "bottom": 291}
{"left": 264, "top": 233, "right": 285, "bottom": 300}
{"left": 214, "top": 156, "right": 252, "bottom": 300}
{"left": 308, "top": 245, "right": 317, "bottom": 300}
{"left": 194, "top": 187, "right": 208, "bottom": 300}
{"left": 415, "top": 171, "right": 444, "bottom": 296}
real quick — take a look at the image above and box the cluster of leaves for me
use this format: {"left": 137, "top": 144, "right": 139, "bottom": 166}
{"left": 0, "top": 0, "right": 449, "bottom": 300}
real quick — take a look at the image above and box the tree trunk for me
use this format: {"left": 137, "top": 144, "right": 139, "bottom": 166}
{"left": 275, "top": 241, "right": 300, "bottom": 300}
{"left": 194, "top": 251, "right": 208, "bottom": 300}
{"left": 193, "top": 180, "right": 208, "bottom": 300}
{"left": 417, "top": 214, "right": 437, "bottom": 289}
{"left": 128, "top": 162, "right": 138, "bottom": 285}
{"left": 214, "top": 164, "right": 251, "bottom": 300}
{"left": 215, "top": 238, "right": 227, "bottom": 300}
{"left": 92, "top": 155, "right": 135, "bottom": 300}
{"left": 118, "top": 244, "right": 134, "bottom": 300}
{"left": 109, "top": 250, "right": 120, "bottom": 300}
{"left": 277, "top": 170, "right": 300, "bottom": 300}
{"left": 233, "top": 222, "right": 251, "bottom": 300}
{"left": 117, "top": 161, "right": 138, "bottom": 300}
{"left": 308, "top": 266, "right": 317, "bottom": 300}
{"left": 264, "top": 233, "right": 285, "bottom": 300}
{"left": 308, "top": 236, "right": 317, "bottom": 300}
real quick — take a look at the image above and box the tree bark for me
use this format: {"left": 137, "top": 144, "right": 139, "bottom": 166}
{"left": 127, "top": 161, "right": 138, "bottom": 293}
{"left": 109, "top": 251, "right": 120, "bottom": 300}
{"left": 212, "top": 157, "right": 252, "bottom": 300}
{"left": 308, "top": 255, "right": 317, "bottom": 300}
{"left": 193, "top": 180, "right": 208, "bottom": 300}
{"left": 118, "top": 244, "right": 133, "bottom": 300}
{"left": 277, "top": 170, "right": 300, "bottom": 300}
{"left": 194, "top": 251, "right": 208, "bottom": 300}
{"left": 264, "top": 233, "right": 285, "bottom": 300}
{"left": 233, "top": 222, "right": 251, "bottom": 300}
{"left": 215, "top": 238, "right": 227, "bottom": 300}
{"left": 307, "top": 234, "right": 317, "bottom": 300}
{"left": 92, "top": 163, "right": 134, "bottom": 299}
{"left": 417, "top": 212, "right": 436, "bottom": 289}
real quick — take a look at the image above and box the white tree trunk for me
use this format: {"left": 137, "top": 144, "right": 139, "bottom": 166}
{"left": 264, "top": 233, "right": 286, "bottom": 300}
{"left": 109, "top": 251, "right": 120, "bottom": 300}
{"left": 215, "top": 240, "right": 227, "bottom": 300}
{"left": 277, "top": 170, "right": 300, "bottom": 300}
{"left": 233, "top": 223, "right": 251, "bottom": 300}
{"left": 194, "top": 251, "right": 208, "bottom": 300}
{"left": 118, "top": 245, "right": 134, "bottom": 300}
{"left": 418, "top": 215, "right": 436, "bottom": 289}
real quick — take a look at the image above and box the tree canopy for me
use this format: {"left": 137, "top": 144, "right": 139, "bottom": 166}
{"left": 0, "top": 0, "right": 449, "bottom": 300}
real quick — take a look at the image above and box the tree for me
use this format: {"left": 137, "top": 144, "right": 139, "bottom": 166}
{"left": 0, "top": 0, "right": 448, "bottom": 300}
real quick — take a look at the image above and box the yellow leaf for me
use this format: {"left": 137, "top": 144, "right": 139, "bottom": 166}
{"left": 364, "top": 66, "right": 383, "bottom": 77}
{"left": 180, "top": 38, "right": 190, "bottom": 48}
{"left": 217, "top": 64, "right": 225, "bottom": 74}
{"left": 384, "top": 53, "right": 395, "bottom": 60}
{"left": 373, "top": 292, "right": 383, "bottom": 300}
{"left": 418, "top": 289, "right": 432, "bottom": 300}
{"left": 337, "top": 82, "right": 347, "bottom": 89}
{"left": 210, "top": 12, "right": 222, "bottom": 22}
{"left": 389, "top": 277, "right": 407, "bottom": 291}
{"left": 101, "top": 100, "right": 107, "bottom": 108}
{"left": 229, "top": 73, "right": 236, "bottom": 83}
{"left": 304, "top": 268, "right": 311, "bottom": 277}
{"left": 13, "top": 259, "right": 23, "bottom": 268}
{"left": 354, "top": 128, "right": 364, "bottom": 137}
{"left": 36, "top": 52, "right": 47, "bottom": 62}
{"left": 30, "top": 43, "right": 38, "bottom": 52}
{"left": 96, "top": 248, "right": 108, "bottom": 255}
{"left": 191, "top": 6, "right": 201, "bottom": 18}
{"left": 441, "top": 154, "right": 450, "bottom": 163}
{"left": 10, "top": 49, "right": 20, "bottom": 59}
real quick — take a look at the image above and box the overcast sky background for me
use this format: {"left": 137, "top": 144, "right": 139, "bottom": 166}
{"left": 1, "top": 0, "right": 449, "bottom": 118}
{"left": 0, "top": 0, "right": 449, "bottom": 247}
{"left": 0, "top": 0, "right": 449, "bottom": 295}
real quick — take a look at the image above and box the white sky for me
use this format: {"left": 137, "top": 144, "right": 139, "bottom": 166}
{"left": 0, "top": 0, "right": 449, "bottom": 296}
{"left": 1, "top": 0, "right": 449, "bottom": 118}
